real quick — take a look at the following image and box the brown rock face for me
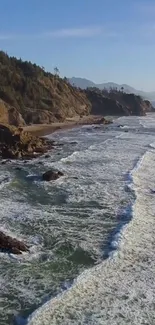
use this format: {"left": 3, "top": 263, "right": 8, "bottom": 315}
{"left": 23, "top": 109, "right": 57, "bottom": 124}
{"left": 0, "top": 51, "right": 91, "bottom": 125}
{"left": 143, "top": 100, "right": 154, "bottom": 113}
{"left": 42, "top": 170, "right": 64, "bottom": 181}
{"left": 0, "top": 51, "right": 152, "bottom": 126}
{"left": 0, "top": 124, "right": 53, "bottom": 159}
{"left": 0, "top": 99, "right": 25, "bottom": 126}
{"left": 0, "top": 231, "right": 29, "bottom": 254}
{"left": 85, "top": 88, "right": 153, "bottom": 116}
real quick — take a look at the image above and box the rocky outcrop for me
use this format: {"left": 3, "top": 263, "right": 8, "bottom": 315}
{"left": 143, "top": 100, "right": 154, "bottom": 113}
{"left": 0, "top": 231, "right": 29, "bottom": 254}
{"left": 92, "top": 117, "right": 112, "bottom": 125}
{"left": 85, "top": 90, "right": 125, "bottom": 116}
{"left": 42, "top": 170, "right": 64, "bottom": 181}
{"left": 85, "top": 88, "right": 153, "bottom": 116}
{"left": 0, "top": 124, "right": 53, "bottom": 159}
{"left": 0, "top": 99, "right": 25, "bottom": 126}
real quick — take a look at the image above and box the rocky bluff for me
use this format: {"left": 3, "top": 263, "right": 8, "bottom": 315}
{"left": 0, "top": 51, "right": 153, "bottom": 127}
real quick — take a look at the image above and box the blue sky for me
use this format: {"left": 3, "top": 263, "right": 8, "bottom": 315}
{"left": 0, "top": 0, "right": 155, "bottom": 91}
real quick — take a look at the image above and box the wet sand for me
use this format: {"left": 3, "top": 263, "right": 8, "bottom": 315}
{"left": 23, "top": 115, "right": 111, "bottom": 137}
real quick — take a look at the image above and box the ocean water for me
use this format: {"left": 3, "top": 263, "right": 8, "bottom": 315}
{"left": 0, "top": 114, "right": 155, "bottom": 324}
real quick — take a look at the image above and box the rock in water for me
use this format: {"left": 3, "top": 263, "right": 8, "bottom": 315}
{"left": 42, "top": 170, "right": 64, "bottom": 181}
{"left": 0, "top": 231, "right": 29, "bottom": 254}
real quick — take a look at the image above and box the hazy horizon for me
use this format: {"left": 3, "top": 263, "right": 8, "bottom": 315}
{"left": 69, "top": 77, "right": 155, "bottom": 92}
{"left": 1, "top": 0, "right": 155, "bottom": 92}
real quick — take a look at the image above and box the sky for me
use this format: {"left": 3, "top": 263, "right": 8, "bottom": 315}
{"left": 0, "top": 0, "right": 155, "bottom": 91}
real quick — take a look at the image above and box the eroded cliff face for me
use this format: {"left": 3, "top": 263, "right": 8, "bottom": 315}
{"left": 85, "top": 88, "right": 154, "bottom": 116}
{"left": 0, "top": 51, "right": 153, "bottom": 126}
{"left": 0, "top": 99, "right": 25, "bottom": 126}
{"left": 0, "top": 51, "right": 91, "bottom": 126}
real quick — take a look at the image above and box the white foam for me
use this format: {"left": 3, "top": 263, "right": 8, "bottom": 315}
{"left": 120, "top": 125, "right": 128, "bottom": 129}
{"left": 0, "top": 114, "right": 155, "bottom": 324}
{"left": 26, "top": 125, "right": 155, "bottom": 325}
{"left": 139, "top": 113, "right": 155, "bottom": 129}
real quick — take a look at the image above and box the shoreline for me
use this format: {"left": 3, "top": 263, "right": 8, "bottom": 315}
{"left": 0, "top": 115, "right": 112, "bottom": 161}
{"left": 23, "top": 115, "right": 113, "bottom": 137}
{"left": 25, "top": 116, "right": 155, "bottom": 325}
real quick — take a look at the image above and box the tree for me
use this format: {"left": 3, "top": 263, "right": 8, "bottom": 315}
{"left": 53, "top": 67, "right": 60, "bottom": 92}
{"left": 63, "top": 76, "right": 68, "bottom": 82}
{"left": 121, "top": 87, "right": 124, "bottom": 92}
{"left": 54, "top": 66, "right": 59, "bottom": 76}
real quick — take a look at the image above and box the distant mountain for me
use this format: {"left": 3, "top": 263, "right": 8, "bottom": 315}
{"left": 69, "top": 77, "right": 155, "bottom": 101}
{"left": 69, "top": 77, "right": 96, "bottom": 89}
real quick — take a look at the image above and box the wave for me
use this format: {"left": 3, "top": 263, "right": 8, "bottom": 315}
{"left": 149, "top": 142, "right": 155, "bottom": 149}
{"left": 106, "top": 153, "right": 146, "bottom": 258}
{"left": 120, "top": 125, "right": 129, "bottom": 129}
{"left": 0, "top": 176, "right": 11, "bottom": 189}
{"left": 23, "top": 145, "right": 155, "bottom": 325}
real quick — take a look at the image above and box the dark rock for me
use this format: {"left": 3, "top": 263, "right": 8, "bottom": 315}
{"left": 1, "top": 160, "right": 7, "bottom": 164}
{"left": 94, "top": 117, "right": 111, "bottom": 125}
{"left": 57, "top": 143, "right": 64, "bottom": 147}
{"left": 14, "top": 167, "right": 22, "bottom": 171}
{"left": 0, "top": 125, "right": 52, "bottom": 160}
{"left": 57, "top": 171, "right": 64, "bottom": 176}
{"left": 26, "top": 143, "right": 33, "bottom": 153}
{"left": 44, "top": 154, "right": 50, "bottom": 158}
{"left": 42, "top": 170, "right": 64, "bottom": 181}
{"left": 1, "top": 148, "right": 16, "bottom": 159}
{"left": 34, "top": 147, "right": 46, "bottom": 154}
{"left": 0, "top": 231, "right": 29, "bottom": 254}
{"left": 1, "top": 159, "right": 11, "bottom": 164}
{"left": 16, "top": 151, "right": 22, "bottom": 159}
{"left": 85, "top": 88, "right": 153, "bottom": 116}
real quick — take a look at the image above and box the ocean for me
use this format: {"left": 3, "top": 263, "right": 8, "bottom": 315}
{"left": 0, "top": 114, "right": 155, "bottom": 324}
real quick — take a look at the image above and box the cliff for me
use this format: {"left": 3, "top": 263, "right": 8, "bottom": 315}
{"left": 0, "top": 51, "right": 91, "bottom": 126}
{"left": 0, "top": 99, "right": 25, "bottom": 126}
{"left": 0, "top": 51, "right": 153, "bottom": 126}
{"left": 85, "top": 88, "right": 153, "bottom": 116}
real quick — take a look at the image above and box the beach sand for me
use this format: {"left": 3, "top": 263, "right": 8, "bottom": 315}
{"left": 23, "top": 115, "right": 111, "bottom": 137}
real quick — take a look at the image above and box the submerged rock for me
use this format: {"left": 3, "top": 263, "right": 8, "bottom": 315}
{"left": 14, "top": 166, "right": 22, "bottom": 171}
{"left": 93, "top": 117, "right": 112, "bottom": 125}
{"left": 0, "top": 231, "right": 29, "bottom": 254}
{"left": 42, "top": 170, "right": 64, "bottom": 181}
{"left": 1, "top": 160, "right": 7, "bottom": 164}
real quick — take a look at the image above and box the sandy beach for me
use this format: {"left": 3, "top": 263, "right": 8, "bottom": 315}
{"left": 23, "top": 115, "right": 111, "bottom": 137}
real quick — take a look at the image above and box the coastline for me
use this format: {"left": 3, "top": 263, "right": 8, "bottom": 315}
{"left": 0, "top": 115, "right": 112, "bottom": 161}
{"left": 23, "top": 115, "right": 113, "bottom": 137}
{"left": 25, "top": 116, "right": 155, "bottom": 325}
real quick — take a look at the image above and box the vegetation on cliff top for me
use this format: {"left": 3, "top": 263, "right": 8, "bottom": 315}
{"left": 0, "top": 51, "right": 153, "bottom": 126}
{"left": 0, "top": 51, "right": 91, "bottom": 125}
{"left": 85, "top": 87, "right": 153, "bottom": 116}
